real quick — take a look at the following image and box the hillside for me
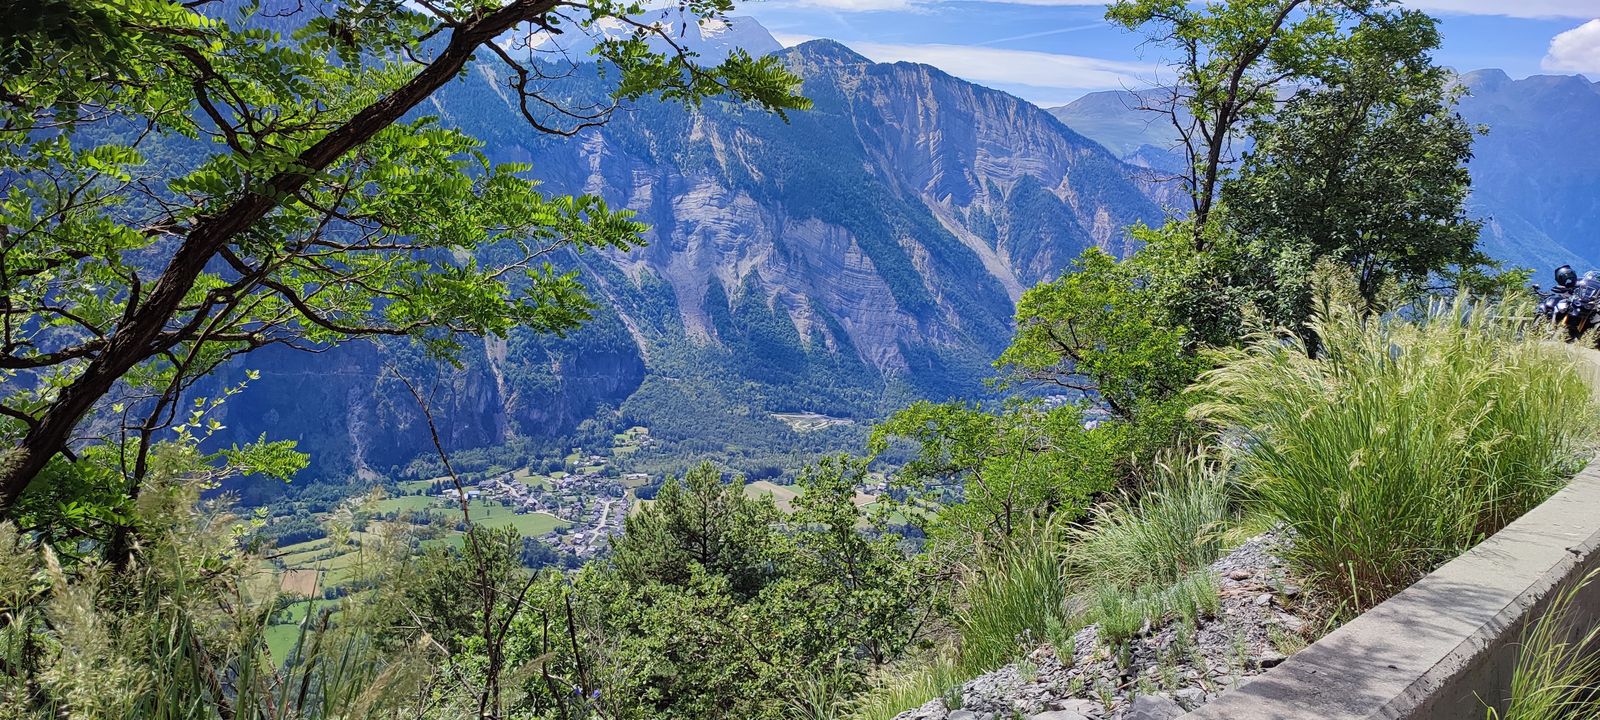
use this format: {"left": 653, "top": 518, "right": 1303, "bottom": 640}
{"left": 209, "top": 27, "right": 1165, "bottom": 486}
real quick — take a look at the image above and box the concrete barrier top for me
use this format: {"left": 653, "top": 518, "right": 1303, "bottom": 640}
{"left": 1179, "top": 458, "right": 1600, "bottom": 720}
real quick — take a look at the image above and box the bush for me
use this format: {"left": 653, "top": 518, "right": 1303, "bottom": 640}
{"left": 1196, "top": 295, "right": 1594, "bottom": 613}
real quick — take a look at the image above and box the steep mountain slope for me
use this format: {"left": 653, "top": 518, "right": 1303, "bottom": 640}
{"left": 1455, "top": 70, "right": 1600, "bottom": 269}
{"left": 213, "top": 30, "right": 1164, "bottom": 482}
{"left": 1049, "top": 72, "right": 1600, "bottom": 270}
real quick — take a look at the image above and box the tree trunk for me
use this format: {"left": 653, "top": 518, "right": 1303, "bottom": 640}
{"left": 0, "top": 0, "right": 558, "bottom": 511}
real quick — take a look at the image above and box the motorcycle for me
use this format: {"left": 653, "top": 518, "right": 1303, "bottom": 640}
{"left": 1534, "top": 264, "right": 1600, "bottom": 342}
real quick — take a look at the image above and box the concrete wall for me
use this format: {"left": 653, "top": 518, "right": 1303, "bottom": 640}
{"left": 1180, "top": 459, "right": 1600, "bottom": 720}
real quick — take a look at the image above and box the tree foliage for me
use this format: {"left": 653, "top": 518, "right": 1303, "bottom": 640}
{"left": 1106, "top": 0, "right": 1388, "bottom": 240}
{"left": 0, "top": 0, "right": 808, "bottom": 535}
{"left": 1225, "top": 9, "right": 1485, "bottom": 310}
{"left": 609, "top": 461, "right": 779, "bottom": 598}
{"left": 998, "top": 248, "right": 1202, "bottom": 420}
{"left": 871, "top": 400, "right": 1123, "bottom": 546}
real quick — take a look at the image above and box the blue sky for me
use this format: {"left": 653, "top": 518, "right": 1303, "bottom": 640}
{"left": 732, "top": 0, "right": 1600, "bottom": 107}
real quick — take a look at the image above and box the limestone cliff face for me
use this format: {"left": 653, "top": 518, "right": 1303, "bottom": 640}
{"left": 218, "top": 33, "right": 1166, "bottom": 477}
{"left": 460, "top": 39, "right": 1163, "bottom": 374}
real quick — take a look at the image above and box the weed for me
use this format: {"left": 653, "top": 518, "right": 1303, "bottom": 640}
{"left": 1267, "top": 625, "right": 1307, "bottom": 656}
{"left": 1488, "top": 570, "right": 1600, "bottom": 720}
{"left": 1095, "top": 681, "right": 1116, "bottom": 712}
{"left": 1016, "top": 657, "right": 1039, "bottom": 684}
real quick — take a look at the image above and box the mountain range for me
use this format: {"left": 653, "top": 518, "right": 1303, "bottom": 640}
{"left": 206, "top": 17, "right": 1600, "bottom": 484}
{"left": 1047, "top": 70, "right": 1600, "bottom": 271}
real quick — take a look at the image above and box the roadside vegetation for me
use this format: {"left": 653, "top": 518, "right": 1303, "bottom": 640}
{"left": 1, "top": 0, "right": 1593, "bottom": 719}
{"left": 1491, "top": 571, "right": 1600, "bottom": 720}
{"left": 1198, "top": 294, "right": 1594, "bottom": 613}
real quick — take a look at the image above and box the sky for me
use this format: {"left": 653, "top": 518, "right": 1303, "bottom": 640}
{"left": 730, "top": 0, "right": 1600, "bottom": 107}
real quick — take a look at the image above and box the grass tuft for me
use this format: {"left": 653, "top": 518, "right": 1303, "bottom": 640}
{"left": 1196, "top": 295, "right": 1594, "bottom": 613}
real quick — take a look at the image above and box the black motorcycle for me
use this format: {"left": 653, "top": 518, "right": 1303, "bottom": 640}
{"left": 1534, "top": 265, "right": 1600, "bottom": 342}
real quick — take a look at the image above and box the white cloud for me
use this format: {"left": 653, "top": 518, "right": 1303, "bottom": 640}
{"left": 772, "top": 32, "right": 823, "bottom": 46}
{"left": 846, "top": 41, "right": 1160, "bottom": 91}
{"left": 1543, "top": 19, "right": 1600, "bottom": 74}
{"left": 1403, "top": 0, "right": 1600, "bottom": 19}
{"left": 772, "top": 35, "right": 1163, "bottom": 101}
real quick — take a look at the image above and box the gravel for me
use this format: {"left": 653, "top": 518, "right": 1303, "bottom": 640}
{"left": 891, "top": 530, "right": 1316, "bottom": 720}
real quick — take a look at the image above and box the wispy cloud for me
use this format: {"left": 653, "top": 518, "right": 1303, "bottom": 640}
{"left": 974, "top": 22, "right": 1106, "bottom": 46}
{"left": 773, "top": 34, "right": 1162, "bottom": 101}
{"left": 1403, "top": 0, "right": 1600, "bottom": 19}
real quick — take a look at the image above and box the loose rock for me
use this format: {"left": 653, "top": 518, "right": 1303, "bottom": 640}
{"left": 1125, "top": 695, "right": 1185, "bottom": 720}
{"left": 890, "top": 530, "right": 1316, "bottom": 720}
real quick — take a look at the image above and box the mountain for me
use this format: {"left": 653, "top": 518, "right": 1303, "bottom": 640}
{"left": 1454, "top": 70, "right": 1600, "bottom": 270}
{"left": 1046, "top": 89, "right": 1186, "bottom": 169}
{"left": 1048, "top": 71, "right": 1600, "bottom": 270}
{"left": 210, "top": 24, "right": 1166, "bottom": 486}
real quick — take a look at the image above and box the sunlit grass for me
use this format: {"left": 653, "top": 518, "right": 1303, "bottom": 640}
{"left": 1196, "top": 295, "right": 1594, "bottom": 613}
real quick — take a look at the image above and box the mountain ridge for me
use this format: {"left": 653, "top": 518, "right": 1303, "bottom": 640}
{"left": 212, "top": 28, "right": 1166, "bottom": 486}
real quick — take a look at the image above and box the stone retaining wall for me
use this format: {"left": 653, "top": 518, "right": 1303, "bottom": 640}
{"left": 1179, "top": 458, "right": 1600, "bottom": 720}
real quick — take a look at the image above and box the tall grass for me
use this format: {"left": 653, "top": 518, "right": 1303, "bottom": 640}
{"left": 1488, "top": 571, "right": 1600, "bottom": 720}
{"left": 1067, "top": 453, "right": 1232, "bottom": 591}
{"left": 953, "top": 519, "right": 1072, "bottom": 672}
{"left": 849, "top": 653, "right": 966, "bottom": 720}
{"left": 0, "top": 476, "right": 443, "bottom": 720}
{"left": 1196, "top": 295, "right": 1594, "bottom": 613}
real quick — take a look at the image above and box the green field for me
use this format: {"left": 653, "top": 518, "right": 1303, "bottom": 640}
{"left": 264, "top": 623, "right": 305, "bottom": 662}
{"left": 467, "top": 501, "right": 569, "bottom": 536}
{"left": 510, "top": 468, "right": 549, "bottom": 488}
{"left": 397, "top": 475, "right": 453, "bottom": 493}
{"left": 371, "top": 495, "right": 439, "bottom": 514}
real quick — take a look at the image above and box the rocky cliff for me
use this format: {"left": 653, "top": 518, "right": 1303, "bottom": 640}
{"left": 213, "top": 25, "right": 1166, "bottom": 480}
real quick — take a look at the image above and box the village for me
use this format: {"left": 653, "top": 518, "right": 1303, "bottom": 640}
{"left": 400, "top": 426, "right": 661, "bottom": 561}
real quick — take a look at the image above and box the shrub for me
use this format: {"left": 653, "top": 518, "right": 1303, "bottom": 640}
{"left": 1196, "top": 295, "right": 1594, "bottom": 613}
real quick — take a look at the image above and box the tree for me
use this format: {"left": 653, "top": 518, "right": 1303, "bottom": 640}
{"left": 1225, "top": 10, "right": 1485, "bottom": 311}
{"left": 777, "top": 455, "right": 926, "bottom": 666}
{"left": 1106, "top": 0, "right": 1386, "bottom": 245}
{"left": 609, "top": 461, "right": 779, "bottom": 598}
{"left": 566, "top": 457, "right": 926, "bottom": 720}
{"left": 997, "top": 248, "right": 1203, "bottom": 421}
{"left": 0, "top": 0, "right": 807, "bottom": 526}
{"left": 870, "top": 400, "right": 1122, "bottom": 546}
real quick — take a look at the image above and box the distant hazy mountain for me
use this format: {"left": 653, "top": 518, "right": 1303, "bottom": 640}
{"left": 1455, "top": 69, "right": 1600, "bottom": 270}
{"left": 1047, "top": 71, "right": 1600, "bottom": 271}
{"left": 212, "top": 22, "right": 1164, "bottom": 482}
{"left": 1046, "top": 89, "right": 1186, "bottom": 165}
